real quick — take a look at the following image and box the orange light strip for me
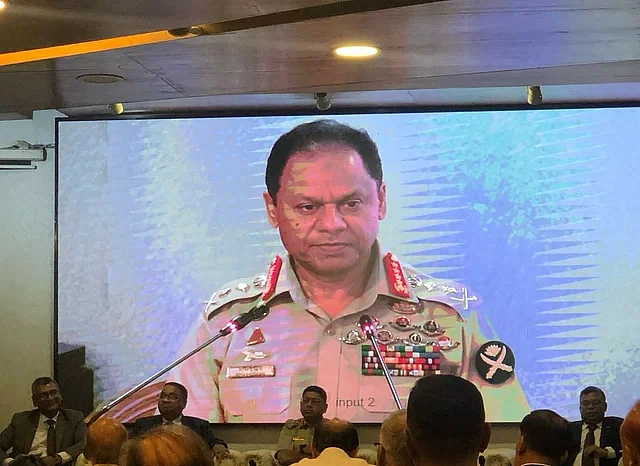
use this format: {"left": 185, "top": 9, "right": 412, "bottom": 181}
{"left": 0, "top": 30, "right": 191, "bottom": 67}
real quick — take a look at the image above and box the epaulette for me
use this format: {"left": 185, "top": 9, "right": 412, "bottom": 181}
{"left": 202, "top": 273, "right": 267, "bottom": 320}
{"left": 401, "top": 264, "right": 479, "bottom": 317}
{"left": 284, "top": 418, "right": 304, "bottom": 429}
{"left": 203, "top": 255, "right": 285, "bottom": 320}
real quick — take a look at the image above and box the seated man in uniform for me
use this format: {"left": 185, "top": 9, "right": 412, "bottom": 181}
{"left": 131, "top": 382, "right": 228, "bottom": 460}
{"left": 620, "top": 400, "right": 640, "bottom": 466}
{"left": 0, "top": 377, "right": 87, "bottom": 466}
{"left": 377, "top": 409, "right": 413, "bottom": 466}
{"left": 275, "top": 386, "right": 328, "bottom": 466}
{"left": 514, "top": 410, "right": 572, "bottom": 466}
{"left": 169, "top": 119, "right": 530, "bottom": 423}
{"left": 406, "top": 375, "right": 491, "bottom": 466}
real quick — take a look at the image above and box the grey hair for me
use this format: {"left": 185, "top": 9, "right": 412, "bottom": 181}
{"left": 379, "top": 410, "right": 414, "bottom": 466}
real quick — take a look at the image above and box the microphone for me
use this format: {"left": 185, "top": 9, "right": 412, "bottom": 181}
{"left": 359, "top": 314, "right": 403, "bottom": 409}
{"left": 88, "top": 304, "right": 270, "bottom": 424}
{"left": 221, "top": 304, "right": 270, "bottom": 335}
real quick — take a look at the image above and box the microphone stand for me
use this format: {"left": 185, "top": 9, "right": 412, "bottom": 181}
{"left": 359, "top": 315, "right": 403, "bottom": 409}
{"left": 87, "top": 305, "right": 270, "bottom": 424}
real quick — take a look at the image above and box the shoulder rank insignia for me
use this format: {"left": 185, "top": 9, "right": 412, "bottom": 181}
{"left": 475, "top": 341, "right": 515, "bottom": 384}
{"left": 261, "top": 255, "right": 283, "bottom": 302}
{"left": 383, "top": 253, "right": 411, "bottom": 298}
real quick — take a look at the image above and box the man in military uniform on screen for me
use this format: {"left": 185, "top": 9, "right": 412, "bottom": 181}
{"left": 170, "top": 119, "right": 531, "bottom": 423}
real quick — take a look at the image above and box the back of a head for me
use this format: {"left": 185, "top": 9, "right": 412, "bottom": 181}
{"left": 519, "top": 410, "right": 572, "bottom": 463}
{"left": 85, "top": 417, "right": 128, "bottom": 465}
{"left": 407, "top": 375, "right": 487, "bottom": 464}
{"left": 621, "top": 400, "right": 640, "bottom": 466}
{"left": 120, "top": 425, "right": 213, "bottom": 466}
{"left": 379, "top": 410, "right": 414, "bottom": 466}
{"left": 312, "top": 418, "right": 359, "bottom": 457}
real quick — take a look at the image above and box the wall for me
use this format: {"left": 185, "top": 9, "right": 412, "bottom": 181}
{"left": 0, "top": 110, "right": 62, "bottom": 426}
{"left": 0, "top": 110, "right": 520, "bottom": 447}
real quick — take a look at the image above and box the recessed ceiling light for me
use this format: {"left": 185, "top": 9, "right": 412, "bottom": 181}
{"left": 77, "top": 73, "right": 125, "bottom": 84}
{"left": 0, "top": 1, "right": 7, "bottom": 11}
{"left": 334, "top": 45, "right": 379, "bottom": 58}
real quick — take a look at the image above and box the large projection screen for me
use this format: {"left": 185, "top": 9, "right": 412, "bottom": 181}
{"left": 56, "top": 108, "right": 640, "bottom": 423}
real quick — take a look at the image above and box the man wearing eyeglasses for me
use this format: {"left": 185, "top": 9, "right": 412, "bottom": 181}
{"left": 275, "top": 386, "right": 328, "bottom": 466}
{"left": 564, "top": 387, "right": 623, "bottom": 466}
{"left": 0, "top": 377, "right": 87, "bottom": 466}
{"left": 131, "top": 382, "right": 228, "bottom": 459}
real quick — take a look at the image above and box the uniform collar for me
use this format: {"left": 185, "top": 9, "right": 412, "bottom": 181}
{"left": 270, "top": 242, "right": 418, "bottom": 320}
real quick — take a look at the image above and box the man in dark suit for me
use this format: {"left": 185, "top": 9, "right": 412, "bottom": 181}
{"left": 131, "top": 382, "right": 228, "bottom": 459}
{"left": 515, "top": 409, "right": 573, "bottom": 466}
{"left": 0, "top": 377, "right": 87, "bottom": 466}
{"left": 565, "top": 387, "right": 623, "bottom": 466}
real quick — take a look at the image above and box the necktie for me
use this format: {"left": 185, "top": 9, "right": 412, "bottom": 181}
{"left": 582, "top": 424, "right": 597, "bottom": 466}
{"left": 46, "top": 419, "right": 56, "bottom": 457}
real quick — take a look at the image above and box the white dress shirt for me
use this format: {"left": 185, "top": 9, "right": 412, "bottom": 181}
{"left": 162, "top": 415, "right": 183, "bottom": 426}
{"left": 572, "top": 422, "right": 617, "bottom": 466}
{"left": 2, "top": 414, "right": 72, "bottom": 466}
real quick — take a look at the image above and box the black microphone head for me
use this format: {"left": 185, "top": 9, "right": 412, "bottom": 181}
{"left": 358, "top": 314, "right": 376, "bottom": 336}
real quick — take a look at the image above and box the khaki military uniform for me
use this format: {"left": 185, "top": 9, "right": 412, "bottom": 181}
{"left": 170, "top": 242, "right": 530, "bottom": 423}
{"left": 275, "top": 418, "right": 317, "bottom": 454}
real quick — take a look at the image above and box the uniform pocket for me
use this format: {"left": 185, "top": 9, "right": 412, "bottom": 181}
{"left": 219, "top": 374, "right": 291, "bottom": 417}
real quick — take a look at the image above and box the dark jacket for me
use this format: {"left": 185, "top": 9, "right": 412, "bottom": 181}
{"left": 564, "top": 417, "right": 623, "bottom": 466}
{"left": 131, "top": 415, "right": 226, "bottom": 448}
{"left": 0, "top": 409, "right": 87, "bottom": 462}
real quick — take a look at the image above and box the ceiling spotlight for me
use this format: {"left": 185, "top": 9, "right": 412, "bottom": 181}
{"left": 527, "top": 86, "right": 543, "bottom": 105}
{"left": 314, "top": 92, "right": 331, "bottom": 111}
{"left": 77, "top": 74, "right": 125, "bottom": 84}
{"left": 334, "top": 45, "right": 379, "bottom": 58}
{"left": 0, "top": 1, "right": 7, "bottom": 10}
{"left": 108, "top": 103, "right": 125, "bottom": 115}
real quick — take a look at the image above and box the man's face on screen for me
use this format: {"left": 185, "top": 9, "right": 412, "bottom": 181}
{"left": 264, "top": 144, "right": 387, "bottom": 278}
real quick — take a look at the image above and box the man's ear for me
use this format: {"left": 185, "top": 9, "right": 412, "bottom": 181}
{"left": 348, "top": 447, "right": 359, "bottom": 458}
{"left": 377, "top": 182, "right": 387, "bottom": 221}
{"left": 480, "top": 423, "right": 492, "bottom": 453}
{"left": 311, "top": 445, "right": 319, "bottom": 458}
{"left": 516, "top": 435, "right": 526, "bottom": 456}
{"left": 263, "top": 191, "right": 278, "bottom": 228}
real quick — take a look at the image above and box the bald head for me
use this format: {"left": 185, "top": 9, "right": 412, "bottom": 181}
{"left": 622, "top": 400, "right": 640, "bottom": 466}
{"left": 378, "top": 410, "right": 413, "bottom": 466}
{"left": 85, "top": 418, "right": 128, "bottom": 465}
{"left": 312, "top": 418, "right": 359, "bottom": 457}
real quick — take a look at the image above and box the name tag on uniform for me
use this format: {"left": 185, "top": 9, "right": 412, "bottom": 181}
{"left": 226, "top": 365, "right": 276, "bottom": 378}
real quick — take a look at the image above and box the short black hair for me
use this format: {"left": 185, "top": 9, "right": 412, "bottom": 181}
{"left": 312, "top": 419, "right": 359, "bottom": 455}
{"left": 31, "top": 377, "right": 57, "bottom": 395}
{"left": 303, "top": 385, "right": 327, "bottom": 404}
{"left": 165, "top": 382, "right": 188, "bottom": 400}
{"left": 580, "top": 386, "right": 606, "bottom": 401}
{"left": 265, "top": 119, "right": 383, "bottom": 203}
{"left": 407, "top": 375, "right": 486, "bottom": 463}
{"left": 520, "top": 410, "right": 572, "bottom": 461}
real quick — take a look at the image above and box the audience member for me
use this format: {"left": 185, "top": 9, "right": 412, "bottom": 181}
{"left": 275, "top": 386, "right": 328, "bottom": 466}
{"left": 120, "top": 425, "right": 213, "bottom": 466}
{"left": 84, "top": 418, "right": 128, "bottom": 466}
{"left": 515, "top": 410, "right": 572, "bottom": 466}
{"left": 291, "top": 419, "right": 367, "bottom": 466}
{"left": 0, "top": 377, "right": 87, "bottom": 466}
{"left": 565, "top": 387, "right": 622, "bottom": 466}
{"left": 406, "top": 375, "right": 491, "bottom": 466}
{"left": 620, "top": 400, "right": 640, "bottom": 466}
{"left": 131, "top": 383, "right": 227, "bottom": 459}
{"left": 377, "top": 410, "right": 413, "bottom": 466}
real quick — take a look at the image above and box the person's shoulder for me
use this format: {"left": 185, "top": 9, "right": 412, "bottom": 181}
{"left": 10, "top": 410, "right": 37, "bottom": 423}
{"left": 605, "top": 417, "right": 624, "bottom": 428}
{"left": 182, "top": 416, "right": 209, "bottom": 426}
{"left": 283, "top": 418, "right": 305, "bottom": 429}
{"left": 202, "top": 271, "right": 271, "bottom": 321}
{"left": 59, "top": 408, "right": 85, "bottom": 420}
{"left": 134, "top": 415, "right": 161, "bottom": 426}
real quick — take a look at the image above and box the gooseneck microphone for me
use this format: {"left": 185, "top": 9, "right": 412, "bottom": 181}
{"left": 88, "top": 304, "right": 270, "bottom": 424}
{"left": 359, "top": 314, "right": 403, "bottom": 409}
